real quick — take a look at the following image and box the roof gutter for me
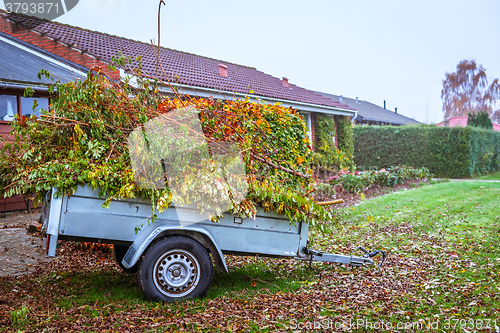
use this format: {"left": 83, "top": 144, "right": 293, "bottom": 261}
{"left": 155, "top": 81, "right": 357, "bottom": 116}
{"left": 0, "top": 81, "right": 49, "bottom": 92}
{"left": 360, "top": 116, "right": 417, "bottom": 125}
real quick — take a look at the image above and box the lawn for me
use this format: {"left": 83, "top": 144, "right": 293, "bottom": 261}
{"left": 477, "top": 171, "right": 500, "bottom": 181}
{"left": 1, "top": 181, "right": 499, "bottom": 332}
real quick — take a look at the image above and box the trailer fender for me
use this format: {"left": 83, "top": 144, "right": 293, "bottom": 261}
{"left": 121, "top": 221, "right": 228, "bottom": 273}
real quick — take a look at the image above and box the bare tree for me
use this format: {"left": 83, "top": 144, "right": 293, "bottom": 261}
{"left": 441, "top": 60, "right": 500, "bottom": 118}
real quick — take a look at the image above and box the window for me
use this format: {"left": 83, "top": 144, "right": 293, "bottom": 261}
{"left": 0, "top": 94, "right": 50, "bottom": 121}
{"left": 0, "top": 95, "right": 17, "bottom": 121}
{"left": 21, "top": 97, "right": 49, "bottom": 118}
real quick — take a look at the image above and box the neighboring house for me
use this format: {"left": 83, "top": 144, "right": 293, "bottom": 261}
{"left": 0, "top": 11, "right": 356, "bottom": 211}
{"left": 316, "top": 92, "right": 420, "bottom": 126}
{"left": 0, "top": 32, "right": 87, "bottom": 212}
{"left": 437, "top": 117, "right": 500, "bottom": 132}
{"left": 0, "top": 10, "right": 356, "bottom": 148}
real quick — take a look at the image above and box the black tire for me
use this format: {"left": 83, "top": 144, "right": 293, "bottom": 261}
{"left": 113, "top": 244, "right": 138, "bottom": 274}
{"left": 137, "top": 236, "right": 213, "bottom": 302}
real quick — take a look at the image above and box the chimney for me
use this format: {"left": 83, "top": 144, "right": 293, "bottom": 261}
{"left": 395, "top": 107, "right": 398, "bottom": 114}
{"left": 340, "top": 95, "right": 343, "bottom": 102}
{"left": 218, "top": 64, "right": 228, "bottom": 77}
{"left": 282, "top": 77, "right": 289, "bottom": 88}
{"left": 356, "top": 97, "right": 359, "bottom": 103}
{"left": 383, "top": 100, "right": 386, "bottom": 109}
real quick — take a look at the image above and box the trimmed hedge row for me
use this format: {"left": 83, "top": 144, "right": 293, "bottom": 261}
{"left": 353, "top": 125, "right": 500, "bottom": 178}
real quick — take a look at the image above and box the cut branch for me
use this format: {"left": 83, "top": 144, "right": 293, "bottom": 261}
{"left": 317, "top": 199, "right": 344, "bottom": 206}
{"left": 250, "top": 153, "right": 310, "bottom": 179}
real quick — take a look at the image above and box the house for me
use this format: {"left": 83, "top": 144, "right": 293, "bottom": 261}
{"left": 0, "top": 10, "right": 357, "bottom": 211}
{"left": 0, "top": 32, "right": 87, "bottom": 136}
{"left": 0, "top": 10, "right": 357, "bottom": 145}
{"left": 316, "top": 92, "right": 420, "bottom": 126}
{"left": 437, "top": 117, "right": 500, "bottom": 131}
{"left": 0, "top": 31, "right": 87, "bottom": 212}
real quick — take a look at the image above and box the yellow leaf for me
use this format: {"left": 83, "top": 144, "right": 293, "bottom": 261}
{"left": 297, "top": 157, "right": 304, "bottom": 164}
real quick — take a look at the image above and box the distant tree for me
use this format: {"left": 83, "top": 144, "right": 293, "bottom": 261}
{"left": 441, "top": 60, "right": 500, "bottom": 118}
{"left": 467, "top": 111, "right": 493, "bottom": 129}
{"left": 492, "top": 110, "right": 500, "bottom": 124}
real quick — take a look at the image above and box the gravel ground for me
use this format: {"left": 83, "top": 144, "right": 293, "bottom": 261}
{"left": 0, "top": 209, "right": 51, "bottom": 277}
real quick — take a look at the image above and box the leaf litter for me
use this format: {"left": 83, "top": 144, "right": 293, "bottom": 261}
{"left": 1, "top": 182, "right": 499, "bottom": 332}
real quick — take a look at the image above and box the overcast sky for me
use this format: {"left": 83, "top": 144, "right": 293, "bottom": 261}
{"left": 3, "top": 0, "right": 499, "bottom": 123}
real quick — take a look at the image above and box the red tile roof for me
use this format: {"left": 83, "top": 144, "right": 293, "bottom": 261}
{"left": 2, "top": 12, "right": 354, "bottom": 111}
{"left": 437, "top": 116, "right": 500, "bottom": 132}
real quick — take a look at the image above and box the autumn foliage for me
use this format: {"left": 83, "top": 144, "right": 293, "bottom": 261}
{"left": 441, "top": 60, "right": 500, "bottom": 118}
{"left": 0, "top": 65, "right": 334, "bottom": 231}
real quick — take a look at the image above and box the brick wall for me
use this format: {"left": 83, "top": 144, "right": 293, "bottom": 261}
{"left": 0, "top": 15, "right": 120, "bottom": 80}
{"left": 1, "top": 196, "right": 34, "bottom": 213}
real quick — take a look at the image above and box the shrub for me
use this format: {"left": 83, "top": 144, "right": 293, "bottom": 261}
{"left": 329, "top": 165, "right": 431, "bottom": 193}
{"left": 336, "top": 115, "right": 355, "bottom": 170}
{"left": 0, "top": 65, "right": 334, "bottom": 230}
{"left": 311, "top": 182, "right": 337, "bottom": 201}
{"left": 313, "top": 114, "right": 354, "bottom": 171}
{"left": 354, "top": 125, "right": 500, "bottom": 178}
{"left": 468, "top": 111, "right": 493, "bottom": 130}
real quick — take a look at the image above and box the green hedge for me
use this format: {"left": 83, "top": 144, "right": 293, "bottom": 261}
{"left": 336, "top": 116, "right": 355, "bottom": 170}
{"left": 312, "top": 115, "right": 354, "bottom": 170}
{"left": 353, "top": 125, "right": 500, "bottom": 178}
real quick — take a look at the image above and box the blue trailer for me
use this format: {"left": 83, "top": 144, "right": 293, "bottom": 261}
{"left": 41, "top": 185, "right": 383, "bottom": 302}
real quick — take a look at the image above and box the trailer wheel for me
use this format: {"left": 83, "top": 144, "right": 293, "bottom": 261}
{"left": 113, "top": 244, "right": 138, "bottom": 274}
{"left": 137, "top": 236, "right": 213, "bottom": 302}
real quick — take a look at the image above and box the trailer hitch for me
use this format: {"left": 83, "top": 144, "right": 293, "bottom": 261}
{"left": 358, "top": 246, "right": 386, "bottom": 267}
{"left": 303, "top": 247, "right": 323, "bottom": 257}
{"left": 300, "top": 246, "right": 379, "bottom": 267}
